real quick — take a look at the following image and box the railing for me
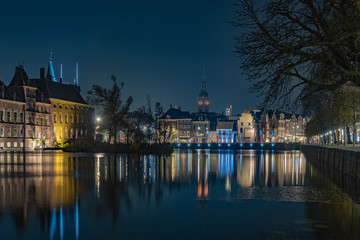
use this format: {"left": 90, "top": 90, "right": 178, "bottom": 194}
{"left": 172, "top": 142, "right": 301, "bottom": 150}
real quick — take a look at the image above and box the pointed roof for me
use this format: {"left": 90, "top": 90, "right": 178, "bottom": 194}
{"left": 9, "top": 66, "right": 29, "bottom": 87}
{"left": 198, "top": 67, "right": 209, "bottom": 98}
{"left": 46, "top": 59, "right": 56, "bottom": 81}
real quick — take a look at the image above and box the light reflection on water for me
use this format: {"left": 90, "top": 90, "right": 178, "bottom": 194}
{"left": 0, "top": 150, "right": 359, "bottom": 239}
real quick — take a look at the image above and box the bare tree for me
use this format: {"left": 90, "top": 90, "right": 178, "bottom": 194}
{"left": 233, "top": 0, "right": 360, "bottom": 109}
{"left": 88, "top": 75, "right": 133, "bottom": 144}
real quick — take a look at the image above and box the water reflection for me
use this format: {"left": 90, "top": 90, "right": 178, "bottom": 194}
{"left": 0, "top": 150, "right": 359, "bottom": 239}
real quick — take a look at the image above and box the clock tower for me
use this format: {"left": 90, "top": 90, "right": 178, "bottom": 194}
{"left": 197, "top": 69, "right": 210, "bottom": 113}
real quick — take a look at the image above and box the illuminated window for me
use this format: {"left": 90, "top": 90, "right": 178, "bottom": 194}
{"left": 14, "top": 142, "right": 17, "bottom": 147}
{"left": 7, "top": 128, "right": 11, "bottom": 137}
{"left": 59, "top": 128, "right": 62, "bottom": 139}
{"left": 6, "top": 142, "right": 10, "bottom": 148}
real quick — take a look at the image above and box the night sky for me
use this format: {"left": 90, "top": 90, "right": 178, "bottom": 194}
{"left": 0, "top": 0, "right": 262, "bottom": 114}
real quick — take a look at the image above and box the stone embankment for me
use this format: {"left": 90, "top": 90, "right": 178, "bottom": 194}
{"left": 301, "top": 145, "right": 360, "bottom": 179}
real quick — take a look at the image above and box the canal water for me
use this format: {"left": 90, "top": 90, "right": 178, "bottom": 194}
{"left": 0, "top": 150, "right": 359, "bottom": 239}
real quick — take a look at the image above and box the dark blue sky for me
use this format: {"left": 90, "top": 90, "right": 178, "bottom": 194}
{"left": 0, "top": 0, "right": 262, "bottom": 114}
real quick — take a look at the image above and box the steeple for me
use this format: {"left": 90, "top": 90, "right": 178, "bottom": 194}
{"left": 201, "top": 66, "right": 207, "bottom": 91}
{"left": 46, "top": 52, "right": 56, "bottom": 82}
{"left": 197, "top": 66, "right": 210, "bottom": 113}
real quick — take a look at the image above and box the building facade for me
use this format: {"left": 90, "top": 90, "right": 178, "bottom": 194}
{"left": 0, "top": 59, "right": 93, "bottom": 151}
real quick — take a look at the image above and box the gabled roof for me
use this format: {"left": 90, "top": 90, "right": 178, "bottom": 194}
{"left": 160, "top": 108, "right": 193, "bottom": 120}
{"left": 9, "top": 66, "right": 29, "bottom": 87}
{"left": 192, "top": 113, "right": 209, "bottom": 122}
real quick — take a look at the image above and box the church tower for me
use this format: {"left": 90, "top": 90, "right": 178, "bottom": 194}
{"left": 197, "top": 68, "right": 210, "bottom": 113}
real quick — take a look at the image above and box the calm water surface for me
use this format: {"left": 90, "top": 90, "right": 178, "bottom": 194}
{"left": 0, "top": 150, "right": 359, "bottom": 239}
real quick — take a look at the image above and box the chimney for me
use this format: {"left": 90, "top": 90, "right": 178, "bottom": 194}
{"left": 40, "top": 68, "right": 45, "bottom": 80}
{"left": 170, "top": 104, "right": 173, "bottom": 109}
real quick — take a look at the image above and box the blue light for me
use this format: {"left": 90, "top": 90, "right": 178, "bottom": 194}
{"left": 250, "top": 143, "right": 253, "bottom": 147}
{"left": 198, "top": 143, "right": 200, "bottom": 147}
{"left": 240, "top": 143, "right": 243, "bottom": 147}
{"left": 218, "top": 143, "right": 221, "bottom": 147}
{"left": 272, "top": 143, "right": 275, "bottom": 147}
{"left": 178, "top": 144, "right": 180, "bottom": 147}
{"left": 261, "top": 143, "right": 264, "bottom": 147}
{"left": 228, "top": 143, "right": 230, "bottom": 147}
{"left": 208, "top": 143, "right": 211, "bottom": 147}
{"left": 188, "top": 143, "right": 191, "bottom": 147}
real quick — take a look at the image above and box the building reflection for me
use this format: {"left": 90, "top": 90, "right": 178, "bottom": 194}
{"left": 0, "top": 152, "right": 87, "bottom": 239}
{"left": 0, "top": 150, "right": 359, "bottom": 239}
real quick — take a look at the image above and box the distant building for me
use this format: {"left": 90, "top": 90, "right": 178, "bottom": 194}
{"left": 191, "top": 113, "right": 210, "bottom": 143}
{"left": 217, "top": 121, "right": 236, "bottom": 143}
{"left": 225, "top": 105, "right": 232, "bottom": 117}
{"left": 197, "top": 70, "right": 210, "bottom": 113}
{"left": 0, "top": 57, "right": 93, "bottom": 151}
{"left": 238, "top": 108, "right": 255, "bottom": 143}
{"left": 158, "top": 106, "right": 192, "bottom": 143}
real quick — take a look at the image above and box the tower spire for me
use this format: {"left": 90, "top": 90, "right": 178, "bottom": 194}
{"left": 201, "top": 65, "right": 206, "bottom": 90}
{"left": 46, "top": 52, "right": 56, "bottom": 82}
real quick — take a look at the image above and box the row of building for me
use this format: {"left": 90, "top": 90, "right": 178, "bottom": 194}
{"left": 158, "top": 71, "right": 308, "bottom": 143}
{"left": 0, "top": 59, "right": 93, "bottom": 151}
{"left": 158, "top": 107, "right": 308, "bottom": 143}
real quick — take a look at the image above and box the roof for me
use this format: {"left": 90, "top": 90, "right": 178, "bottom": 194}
{"left": 45, "top": 80, "right": 87, "bottom": 104}
{"left": 160, "top": 108, "right": 193, "bottom": 119}
{"left": 9, "top": 66, "right": 29, "bottom": 87}
{"left": 192, "top": 113, "right": 209, "bottom": 122}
